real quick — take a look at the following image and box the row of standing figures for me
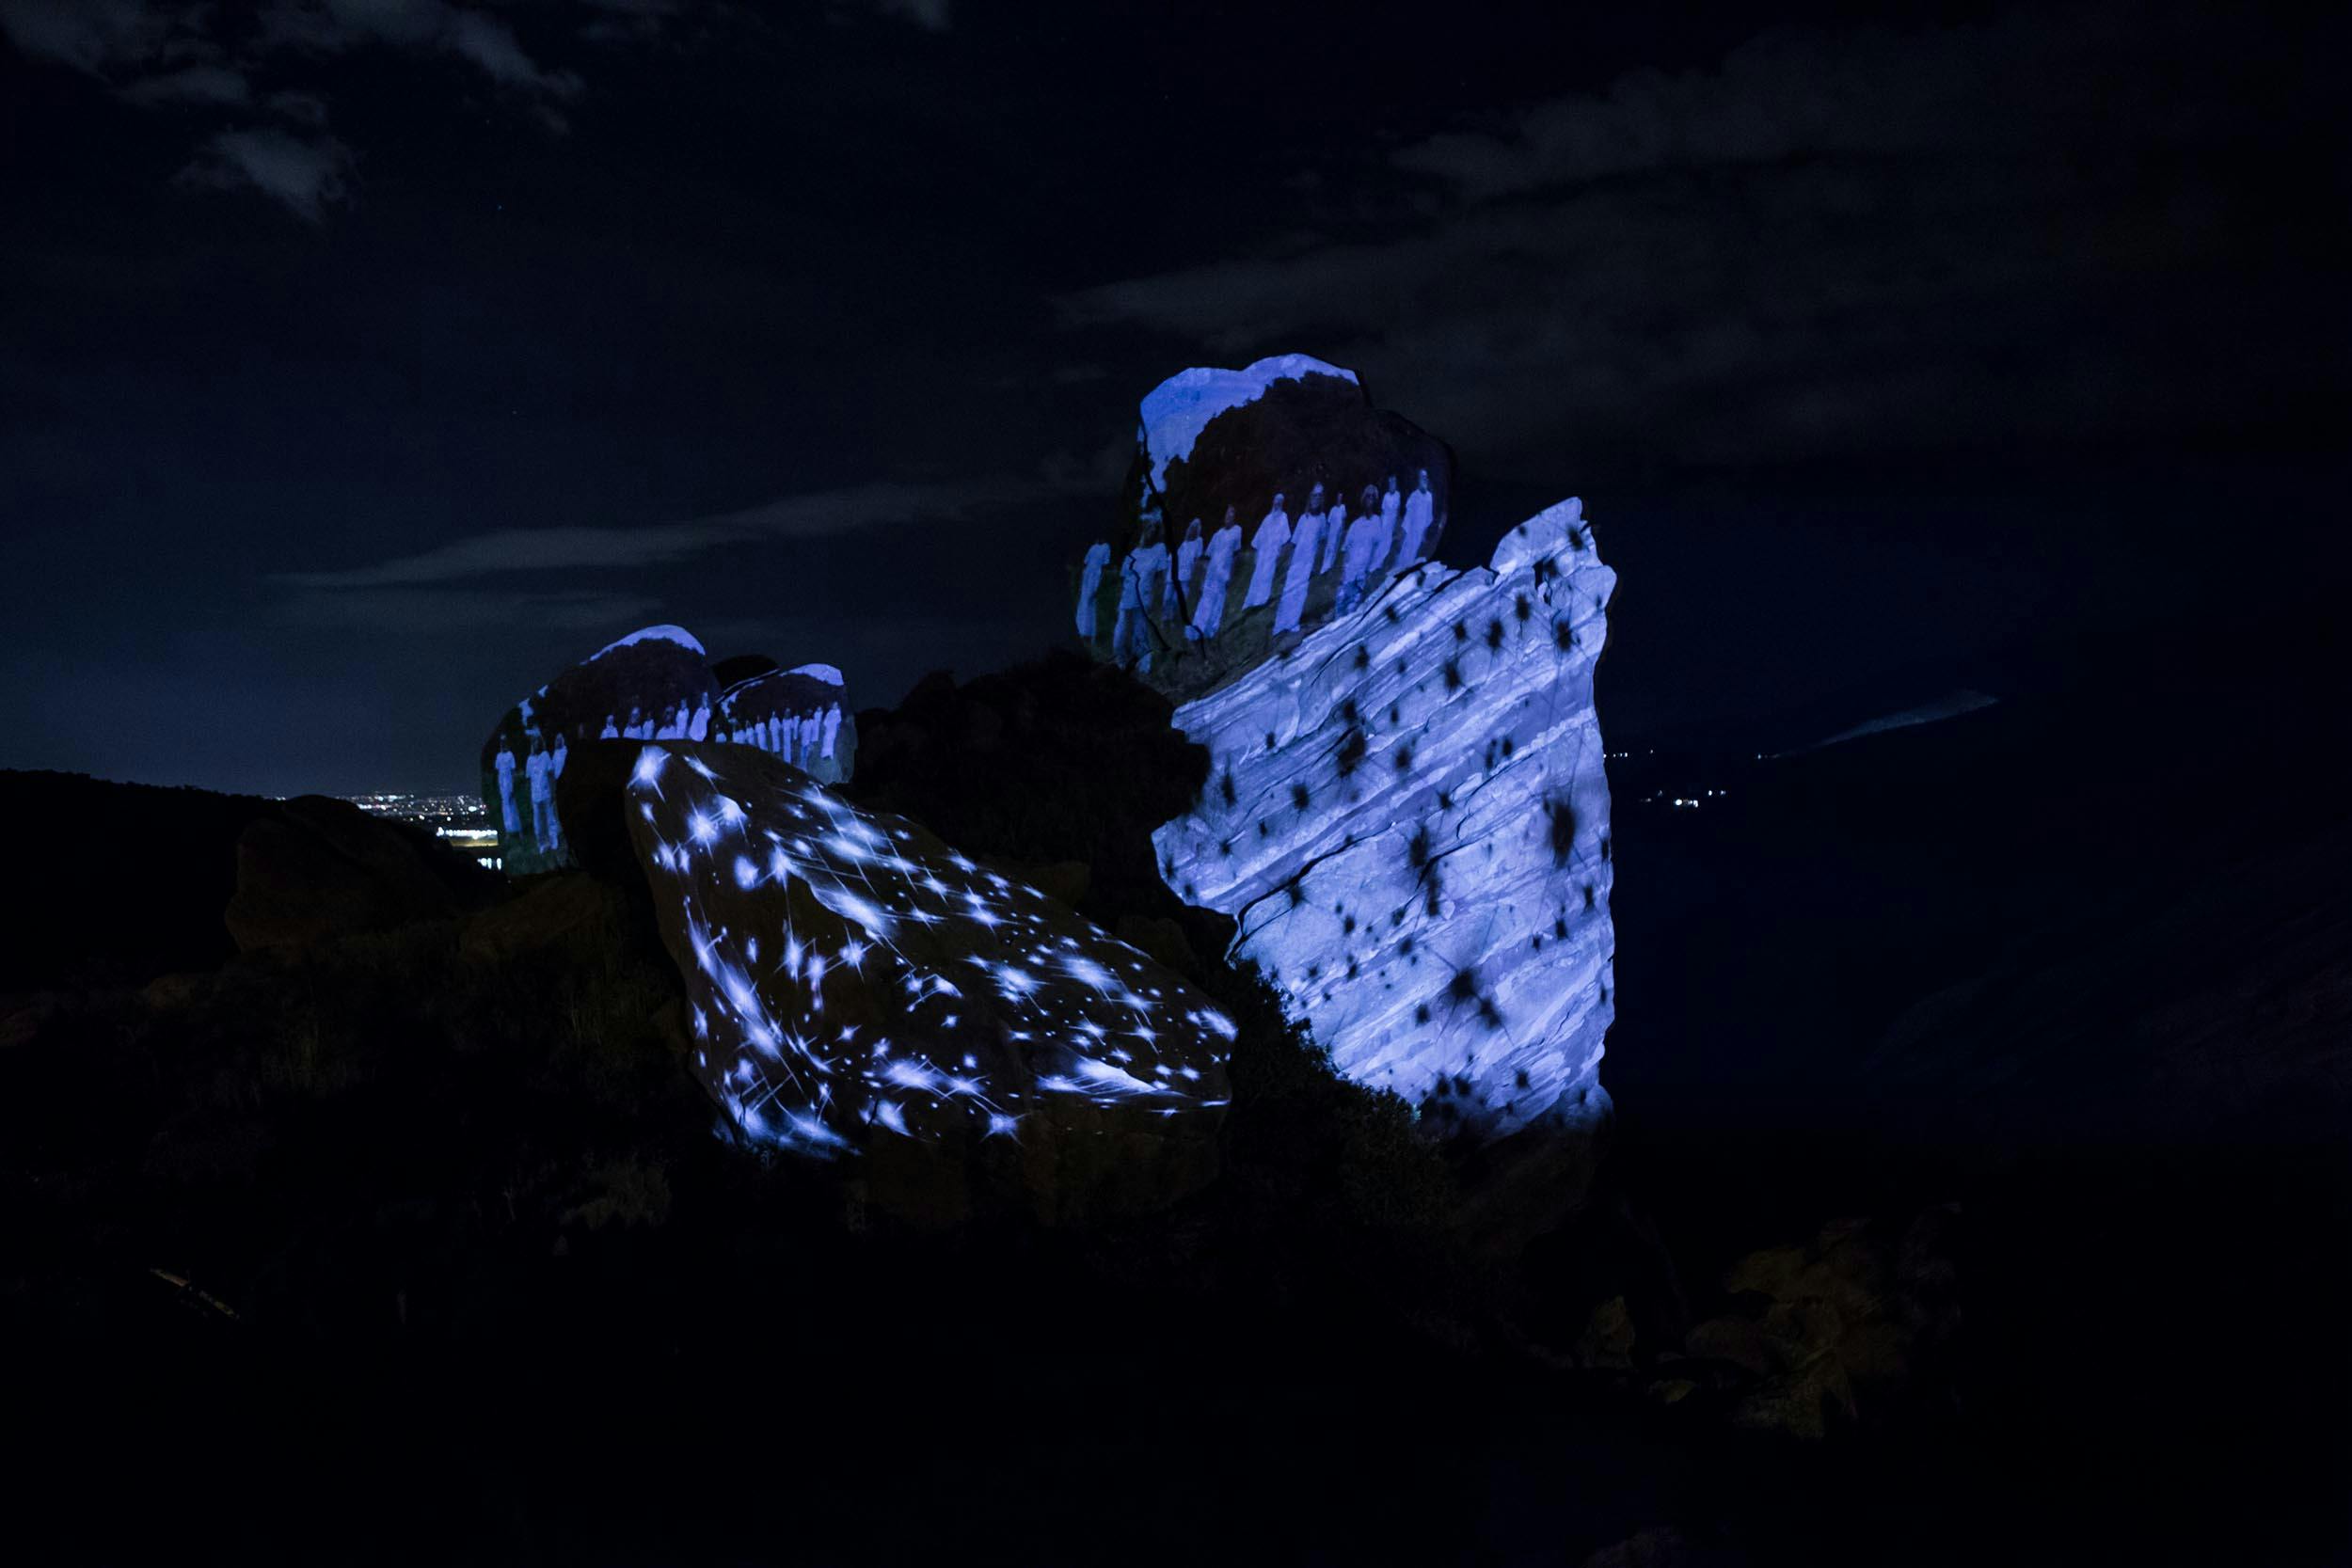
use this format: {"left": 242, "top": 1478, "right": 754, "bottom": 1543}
{"left": 1078, "top": 470, "right": 1445, "bottom": 670}
{"left": 492, "top": 703, "right": 846, "bottom": 846}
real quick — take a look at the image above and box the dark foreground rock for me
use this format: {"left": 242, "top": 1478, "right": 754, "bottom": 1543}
{"left": 226, "top": 794, "right": 499, "bottom": 952}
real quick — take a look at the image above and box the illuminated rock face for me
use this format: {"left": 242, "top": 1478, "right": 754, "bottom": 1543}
{"left": 1077, "top": 356, "right": 1454, "bottom": 700}
{"left": 482, "top": 626, "right": 855, "bottom": 876}
{"left": 1153, "top": 500, "right": 1615, "bottom": 1140}
{"left": 716, "top": 664, "right": 855, "bottom": 784}
{"left": 623, "top": 742, "right": 1233, "bottom": 1220}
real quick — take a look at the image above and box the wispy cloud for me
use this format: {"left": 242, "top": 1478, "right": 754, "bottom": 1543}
{"left": 278, "top": 586, "right": 666, "bottom": 634}
{"left": 279, "top": 474, "right": 1069, "bottom": 592}
{"left": 0, "top": 0, "right": 620, "bottom": 216}
{"left": 176, "top": 127, "right": 355, "bottom": 223}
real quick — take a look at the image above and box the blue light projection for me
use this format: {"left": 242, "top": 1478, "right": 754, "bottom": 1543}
{"left": 482, "top": 626, "right": 856, "bottom": 877}
{"left": 1152, "top": 499, "right": 1616, "bottom": 1140}
{"left": 625, "top": 743, "right": 1235, "bottom": 1161}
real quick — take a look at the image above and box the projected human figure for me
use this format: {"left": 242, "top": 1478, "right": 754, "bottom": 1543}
{"left": 820, "top": 705, "right": 842, "bottom": 760}
{"left": 800, "top": 711, "right": 822, "bottom": 762}
{"left": 525, "top": 740, "right": 552, "bottom": 846}
{"left": 1075, "top": 541, "right": 1111, "bottom": 639}
{"left": 691, "top": 701, "right": 710, "bottom": 741}
{"left": 1114, "top": 520, "right": 1169, "bottom": 669}
{"left": 1400, "top": 468, "right": 1437, "bottom": 564}
{"left": 1297, "top": 484, "right": 1329, "bottom": 575}
{"left": 1276, "top": 494, "right": 1325, "bottom": 635}
{"left": 1243, "top": 494, "right": 1291, "bottom": 610}
{"left": 1189, "top": 505, "right": 1244, "bottom": 641}
{"left": 1167, "top": 518, "right": 1204, "bottom": 619}
{"left": 599, "top": 715, "right": 620, "bottom": 739}
{"left": 547, "top": 737, "right": 568, "bottom": 850}
{"left": 1378, "top": 474, "right": 1402, "bottom": 563}
{"left": 494, "top": 746, "right": 520, "bottom": 835}
{"left": 1338, "top": 487, "right": 1385, "bottom": 610}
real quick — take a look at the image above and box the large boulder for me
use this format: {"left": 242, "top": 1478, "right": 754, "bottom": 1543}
{"left": 578, "top": 739, "right": 1234, "bottom": 1224}
{"left": 1153, "top": 500, "right": 1617, "bottom": 1141}
{"left": 482, "top": 626, "right": 720, "bottom": 876}
{"left": 714, "top": 662, "right": 856, "bottom": 784}
{"left": 1074, "top": 356, "right": 1455, "bottom": 701}
{"left": 482, "top": 626, "right": 856, "bottom": 876}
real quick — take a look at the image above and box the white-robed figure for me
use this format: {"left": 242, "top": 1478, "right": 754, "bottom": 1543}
{"left": 1165, "top": 518, "right": 1204, "bottom": 620}
{"left": 1377, "top": 475, "right": 1402, "bottom": 565}
{"left": 1113, "top": 521, "right": 1170, "bottom": 670}
{"left": 493, "top": 746, "right": 520, "bottom": 835}
{"left": 1074, "top": 541, "right": 1111, "bottom": 639}
{"left": 820, "top": 704, "right": 842, "bottom": 760}
{"left": 1275, "top": 493, "right": 1326, "bottom": 635}
{"left": 1318, "top": 487, "right": 1348, "bottom": 573}
{"left": 1296, "top": 484, "right": 1329, "bottom": 574}
{"left": 525, "top": 740, "right": 552, "bottom": 847}
{"left": 547, "top": 736, "right": 568, "bottom": 851}
{"left": 1242, "top": 494, "right": 1291, "bottom": 609}
{"left": 1400, "top": 467, "right": 1438, "bottom": 564}
{"left": 1188, "top": 505, "right": 1244, "bottom": 641}
{"left": 690, "top": 701, "right": 710, "bottom": 741}
{"left": 799, "top": 711, "right": 822, "bottom": 763}
{"left": 1338, "top": 486, "right": 1386, "bottom": 611}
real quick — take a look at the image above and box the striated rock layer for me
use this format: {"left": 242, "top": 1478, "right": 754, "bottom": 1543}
{"left": 1153, "top": 500, "right": 1615, "bottom": 1139}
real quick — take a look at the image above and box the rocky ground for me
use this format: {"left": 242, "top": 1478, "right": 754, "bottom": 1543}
{"left": 2, "top": 611, "right": 2344, "bottom": 1563}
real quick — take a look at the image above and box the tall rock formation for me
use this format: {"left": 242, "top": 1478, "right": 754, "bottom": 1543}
{"left": 1152, "top": 499, "right": 1616, "bottom": 1140}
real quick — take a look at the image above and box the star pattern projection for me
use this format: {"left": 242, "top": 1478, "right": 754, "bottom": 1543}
{"left": 627, "top": 744, "right": 1235, "bottom": 1159}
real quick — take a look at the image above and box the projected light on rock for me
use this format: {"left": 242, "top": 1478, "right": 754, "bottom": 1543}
{"left": 624, "top": 742, "right": 1233, "bottom": 1206}
{"left": 1153, "top": 499, "right": 1616, "bottom": 1139}
{"left": 715, "top": 663, "right": 857, "bottom": 784}
{"left": 481, "top": 626, "right": 857, "bottom": 876}
{"left": 1074, "top": 354, "right": 1454, "bottom": 700}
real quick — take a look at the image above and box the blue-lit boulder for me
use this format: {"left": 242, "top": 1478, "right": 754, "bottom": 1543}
{"left": 616, "top": 741, "right": 1234, "bottom": 1223}
{"left": 481, "top": 626, "right": 719, "bottom": 876}
{"left": 482, "top": 627, "right": 858, "bottom": 876}
{"left": 1075, "top": 355, "right": 1454, "bottom": 700}
{"left": 715, "top": 662, "right": 856, "bottom": 784}
{"left": 1153, "top": 499, "right": 1616, "bottom": 1141}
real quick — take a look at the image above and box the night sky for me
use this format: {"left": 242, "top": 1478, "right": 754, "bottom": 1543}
{"left": 3, "top": 0, "right": 2341, "bottom": 795}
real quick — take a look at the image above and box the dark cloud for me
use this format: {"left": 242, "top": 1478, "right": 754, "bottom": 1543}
{"left": 2, "top": 0, "right": 609, "bottom": 214}
{"left": 1061, "top": 5, "right": 2344, "bottom": 483}
{"left": 258, "top": 0, "right": 584, "bottom": 102}
{"left": 175, "top": 126, "right": 355, "bottom": 221}
{"left": 0, "top": 0, "right": 203, "bottom": 74}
